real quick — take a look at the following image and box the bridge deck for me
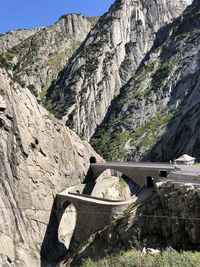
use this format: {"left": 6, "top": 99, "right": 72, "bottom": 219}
{"left": 91, "top": 162, "right": 200, "bottom": 173}
{"left": 58, "top": 191, "right": 135, "bottom": 206}
{"left": 90, "top": 162, "right": 175, "bottom": 170}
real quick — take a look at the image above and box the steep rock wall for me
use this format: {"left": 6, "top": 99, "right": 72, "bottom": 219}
{"left": 0, "top": 68, "right": 99, "bottom": 266}
{"left": 92, "top": 0, "right": 200, "bottom": 162}
{"left": 45, "top": 0, "right": 192, "bottom": 140}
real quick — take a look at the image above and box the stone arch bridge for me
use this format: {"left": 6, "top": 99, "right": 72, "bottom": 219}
{"left": 90, "top": 162, "right": 175, "bottom": 187}
{"left": 56, "top": 161, "right": 200, "bottom": 250}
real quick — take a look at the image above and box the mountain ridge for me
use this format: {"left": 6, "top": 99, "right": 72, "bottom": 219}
{"left": 44, "top": 0, "right": 192, "bottom": 141}
{"left": 91, "top": 0, "right": 200, "bottom": 162}
{"left": 0, "top": 14, "right": 93, "bottom": 97}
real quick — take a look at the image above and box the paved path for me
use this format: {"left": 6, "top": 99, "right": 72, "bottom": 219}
{"left": 58, "top": 186, "right": 154, "bottom": 207}
{"left": 58, "top": 190, "right": 135, "bottom": 206}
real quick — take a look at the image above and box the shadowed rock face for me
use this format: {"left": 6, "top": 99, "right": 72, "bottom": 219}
{"left": 0, "top": 68, "right": 101, "bottom": 266}
{"left": 91, "top": 0, "right": 200, "bottom": 162}
{"left": 45, "top": 0, "right": 192, "bottom": 141}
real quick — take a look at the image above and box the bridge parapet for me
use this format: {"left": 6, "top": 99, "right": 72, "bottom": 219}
{"left": 56, "top": 190, "right": 134, "bottom": 250}
{"left": 90, "top": 162, "right": 175, "bottom": 187}
{"left": 55, "top": 162, "right": 200, "bottom": 254}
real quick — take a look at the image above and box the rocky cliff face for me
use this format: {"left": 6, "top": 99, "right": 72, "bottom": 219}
{"left": 0, "top": 29, "right": 40, "bottom": 54}
{"left": 1, "top": 0, "right": 200, "bottom": 264}
{"left": 91, "top": 0, "right": 200, "bottom": 162}
{"left": 0, "top": 68, "right": 100, "bottom": 266}
{"left": 45, "top": 0, "right": 192, "bottom": 140}
{"left": 144, "top": 0, "right": 200, "bottom": 162}
{"left": 60, "top": 181, "right": 200, "bottom": 266}
{"left": 1, "top": 0, "right": 196, "bottom": 163}
{"left": 0, "top": 14, "right": 92, "bottom": 97}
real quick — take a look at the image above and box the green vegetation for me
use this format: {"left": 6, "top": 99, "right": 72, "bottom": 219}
{"left": 91, "top": 130, "right": 130, "bottom": 161}
{"left": 143, "top": 62, "right": 155, "bottom": 75}
{"left": 12, "top": 76, "right": 26, "bottom": 88}
{"left": 130, "top": 113, "right": 173, "bottom": 148}
{"left": 151, "top": 63, "right": 170, "bottom": 92}
{"left": 45, "top": 100, "right": 53, "bottom": 111}
{"left": 81, "top": 249, "right": 200, "bottom": 267}
{"left": 47, "top": 51, "right": 65, "bottom": 67}
{"left": 2, "top": 51, "right": 15, "bottom": 61}
{"left": 120, "top": 58, "right": 132, "bottom": 70}
{"left": 91, "top": 112, "right": 173, "bottom": 161}
{"left": 193, "top": 163, "right": 200, "bottom": 166}
{"left": 0, "top": 53, "right": 12, "bottom": 69}
{"left": 131, "top": 90, "right": 145, "bottom": 100}
{"left": 37, "top": 88, "right": 46, "bottom": 102}
{"left": 87, "top": 16, "right": 100, "bottom": 27}
{"left": 119, "top": 177, "right": 128, "bottom": 191}
{"left": 47, "top": 41, "right": 81, "bottom": 68}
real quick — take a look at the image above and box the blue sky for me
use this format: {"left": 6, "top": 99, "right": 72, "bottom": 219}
{"left": 0, "top": 0, "right": 115, "bottom": 33}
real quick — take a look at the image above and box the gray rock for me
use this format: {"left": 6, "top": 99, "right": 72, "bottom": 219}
{"left": 0, "top": 14, "right": 92, "bottom": 97}
{"left": 59, "top": 181, "right": 200, "bottom": 266}
{"left": 0, "top": 29, "right": 40, "bottom": 54}
{"left": 45, "top": 0, "right": 192, "bottom": 140}
{"left": 92, "top": 0, "right": 200, "bottom": 162}
{"left": 0, "top": 68, "right": 101, "bottom": 266}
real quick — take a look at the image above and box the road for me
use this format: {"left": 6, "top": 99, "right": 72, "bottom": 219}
{"left": 91, "top": 162, "right": 175, "bottom": 170}
{"left": 91, "top": 162, "right": 200, "bottom": 174}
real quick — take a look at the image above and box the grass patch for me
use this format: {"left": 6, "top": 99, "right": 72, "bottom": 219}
{"left": 151, "top": 63, "right": 170, "bottom": 92}
{"left": 81, "top": 249, "right": 200, "bottom": 267}
{"left": 87, "top": 16, "right": 100, "bottom": 27}
{"left": 47, "top": 51, "right": 65, "bottom": 66}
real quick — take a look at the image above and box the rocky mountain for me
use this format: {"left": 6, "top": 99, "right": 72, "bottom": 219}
{"left": 0, "top": 0, "right": 200, "bottom": 266}
{"left": 0, "top": 28, "right": 40, "bottom": 54}
{"left": 91, "top": 0, "right": 200, "bottom": 162}
{"left": 45, "top": 0, "right": 192, "bottom": 141}
{"left": 0, "top": 14, "right": 93, "bottom": 98}
{"left": 0, "top": 68, "right": 100, "bottom": 266}
{"left": 1, "top": 0, "right": 197, "bottom": 163}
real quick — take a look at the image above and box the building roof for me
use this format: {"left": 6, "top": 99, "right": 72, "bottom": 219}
{"left": 175, "top": 154, "right": 196, "bottom": 162}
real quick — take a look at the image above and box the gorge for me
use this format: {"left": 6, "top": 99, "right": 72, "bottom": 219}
{"left": 1, "top": 0, "right": 200, "bottom": 266}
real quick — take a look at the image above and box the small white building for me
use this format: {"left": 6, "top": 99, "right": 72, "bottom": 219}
{"left": 175, "top": 154, "right": 196, "bottom": 165}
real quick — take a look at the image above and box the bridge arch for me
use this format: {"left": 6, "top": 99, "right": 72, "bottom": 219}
{"left": 90, "top": 164, "right": 145, "bottom": 186}
{"left": 90, "top": 156, "right": 97, "bottom": 164}
{"left": 147, "top": 176, "right": 154, "bottom": 188}
{"left": 58, "top": 201, "right": 77, "bottom": 250}
{"left": 90, "top": 163, "right": 169, "bottom": 187}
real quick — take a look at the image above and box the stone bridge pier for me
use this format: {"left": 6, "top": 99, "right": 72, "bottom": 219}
{"left": 56, "top": 191, "right": 133, "bottom": 250}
